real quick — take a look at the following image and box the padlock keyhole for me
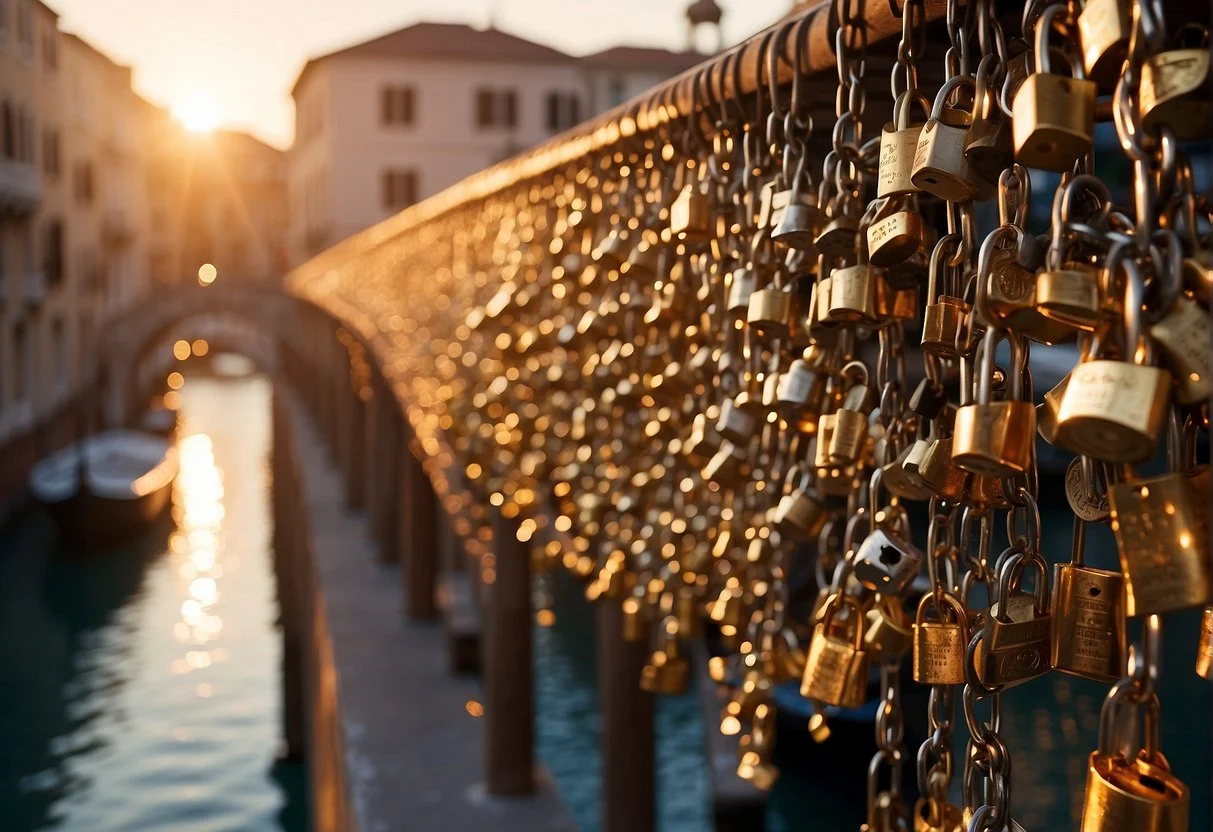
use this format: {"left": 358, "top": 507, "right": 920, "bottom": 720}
{"left": 1138, "top": 773, "right": 1167, "bottom": 795}
{"left": 1088, "top": 586, "right": 1101, "bottom": 598}
{"left": 879, "top": 545, "right": 901, "bottom": 566}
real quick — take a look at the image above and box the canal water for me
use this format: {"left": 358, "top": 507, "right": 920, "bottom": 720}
{"left": 0, "top": 371, "right": 307, "bottom": 831}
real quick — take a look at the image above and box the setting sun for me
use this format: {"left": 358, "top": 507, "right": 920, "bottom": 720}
{"left": 173, "top": 93, "right": 222, "bottom": 134}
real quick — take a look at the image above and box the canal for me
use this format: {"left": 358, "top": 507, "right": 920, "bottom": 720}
{"left": 0, "top": 369, "right": 308, "bottom": 831}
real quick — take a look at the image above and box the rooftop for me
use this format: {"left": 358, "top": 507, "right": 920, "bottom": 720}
{"left": 581, "top": 46, "right": 703, "bottom": 74}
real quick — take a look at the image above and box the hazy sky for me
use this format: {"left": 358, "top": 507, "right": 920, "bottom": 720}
{"left": 46, "top": 1, "right": 785, "bottom": 149}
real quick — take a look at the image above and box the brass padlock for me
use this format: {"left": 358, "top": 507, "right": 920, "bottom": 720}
{"left": 716, "top": 397, "right": 758, "bottom": 445}
{"left": 1076, "top": 0, "right": 1130, "bottom": 90}
{"left": 1139, "top": 47, "right": 1210, "bottom": 141}
{"left": 912, "top": 592, "right": 968, "bottom": 685}
{"left": 1081, "top": 663, "right": 1189, "bottom": 832}
{"left": 912, "top": 75, "right": 982, "bottom": 202}
{"left": 827, "top": 361, "right": 874, "bottom": 465}
{"left": 1054, "top": 278, "right": 1172, "bottom": 464}
{"left": 964, "top": 55, "right": 1014, "bottom": 185}
{"left": 1197, "top": 607, "right": 1213, "bottom": 679}
{"left": 815, "top": 413, "right": 839, "bottom": 469}
{"left": 978, "top": 226, "right": 1074, "bottom": 345}
{"left": 878, "top": 91, "right": 930, "bottom": 197}
{"left": 1109, "top": 467, "right": 1211, "bottom": 616}
{"left": 622, "top": 589, "right": 650, "bottom": 642}
{"left": 828, "top": 264, "right": 885, "bottom": 325}
{"left": 814, "top": 212, "right": 859, "bottom": 259}
{"left": 771, "top": 154, "right": 823, "bottom": 252}
{"left": 864, "top": 598, "right": 914, "bottom": 664}
{"left": 747, "top": 286, "right": 792, "bottom": 340}
{"left": 976, "top": 549, "right": 1053, "bottom": 688}
{"left": 854, "top": 513, "right": 923, "bottom": 595}
{"left": 736, "top": 706, "right": 779, "bottom": 790}
{"left": 917, "top": 436, "right": 969, "bottom": 502}
{"left": 1051, "top": 518, "right": 1127, "bottom": 682}
{"left": 866, "top": 202, "right": 924, "bottom": 267}
{"left": 776, "top": 348, "right": 829, "bottom": 426}
{"left": 1035, "top": 262, "right": 1101, "bottom": 331}
{"left": 669, "top": 183, "right": 710, "bottom": 242}
{"left": 1012, "top": 6, "right": 1097, "bottom": 171}
{"left": 952, "top": 328, "right": 1036, "bottom": 478}
{"left": 772, "top": 474, "right": 829, "bottom": 539}
{"left": 726, "top": 266, "right": 758, "bottom": 314}
{"left": 1150, "top": 294, "right": 1212, "bottom": 406}
{"left": 921, "top": 236, "right": 969, "bottom": 359}
{"left": 800, "top": 594, "right": 870, "bottom": 708}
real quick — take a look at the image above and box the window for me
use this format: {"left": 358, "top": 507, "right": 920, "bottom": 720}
{"left": 42, "top": 25, "right": 56, "bottom": 72}
{"left": 380, "top": 85, "right": 416, "bottom": 127}
{"left": 16, "top": 0, "right": 31, "bottom": 59}
{"left": 545, "top": 91, "right": 581, "bottom": 133}
{"left": 52, "top": 317, "right": 66, "bottom": 393}
{"left": 609, "top": 76, "right": 628, "bottom": 108}
{"left": 0, "top": 0, "right": 8, "bottom": 43}
{"left": 44, "top": 218, "right": 63, "bottom": 284}
{"left": 381, "top": 169, "right": 418, "bottom": 212}
{"left": 1, "top": 102, "right": 12, "bottom": 159}
{"left": 74, "top": 161, "right": 94, "bottom": 205}
{"left": 19, "top": 107, "right": 33, "bottom": 163}
{"left": 42, "top": 127, "right": 58, "bottom": 177}
{"left": 475, "top": 88, "right": 517, "bottom": 129}
{"left": 12, "top": 320, "right": 27, "bottom": 404}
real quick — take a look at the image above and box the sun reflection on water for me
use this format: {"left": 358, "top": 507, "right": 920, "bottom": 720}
{"left": 170, "top": 434, "right": 226, "bottom": 668}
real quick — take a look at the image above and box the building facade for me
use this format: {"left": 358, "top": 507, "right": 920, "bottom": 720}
{"left": 288, "top": 23, "right": 703, "bottom": 265}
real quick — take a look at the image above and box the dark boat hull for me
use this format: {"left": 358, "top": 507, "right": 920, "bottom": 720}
{"left": 40, "top": 480, "right": 173, "bottom": 549}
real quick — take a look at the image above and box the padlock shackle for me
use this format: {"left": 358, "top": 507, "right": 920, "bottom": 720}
{"left": 930, "top": 74, "right": 976, "bottom": 121}
{"left": 994, "top": 547, "right": 1050, "bottom": 621}
{"left": 1033, "top": 4, "right": 1083, "bottom": 78}
{"left": 926, "top": 232, "right": 964, "bottom": 302}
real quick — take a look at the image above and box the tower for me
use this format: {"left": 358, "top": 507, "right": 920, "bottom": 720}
{"left": 686, "top": 0, "right": 723, "bottom": 54}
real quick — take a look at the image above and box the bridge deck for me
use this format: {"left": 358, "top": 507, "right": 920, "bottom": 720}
{"left": 287, "top": 397, "right": 574, "bottom": 831}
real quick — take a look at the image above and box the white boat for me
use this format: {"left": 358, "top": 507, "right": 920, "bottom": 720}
{"left": 29, "top": 430, "right": 178, "bottom": 547}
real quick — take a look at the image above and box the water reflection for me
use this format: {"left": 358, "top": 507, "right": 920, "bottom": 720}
{"left": 0, "top": 372, "right": 305, "bottom": 831}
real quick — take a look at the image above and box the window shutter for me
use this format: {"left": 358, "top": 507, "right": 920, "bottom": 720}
{"left": 503, "top": 91, "right": 517, "bottom": 128}
{"left": 381, "top": 87, "right": 394, "bottom": 125}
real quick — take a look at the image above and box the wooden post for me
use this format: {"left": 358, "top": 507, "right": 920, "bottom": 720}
{"left": 377, "top": 400, "right": 402, "bottom": 563}
{"left": 401, "top": 445, "right": 438, "bottom": 619}
{"left": 598, "top": 599, "right": 655, "bottom": 832}
{"left": 483, "top": 509, "right": 535, "bottom": 795}
{"left": 363, "top": 375, "right": 381, "bottom": 537}
{"left": 343, "top": 381, "right": 366, "bottom": 511}
{"left": 271, "top": 394, "right": 306, "bottom": 762}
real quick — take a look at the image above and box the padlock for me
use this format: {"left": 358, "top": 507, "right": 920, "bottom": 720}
{"left": 862, "top": 791, "right": 910, "bottom": 832}
{"left": 828, "top": 264, "right": 885, "bottom": 325}
{"left": 1077, "top": 0, "right": 1130, "bottom": 90}
{"left": 978, "top": 229, "right": 1074, "bottom": 345}
{"left": 879, "top": 91, "right": 930, "bottom": 197}
{"left": 1109, "top": 467, "right": 1211, "bottom": 616}
{"left": 1081, "top": 657, "right": 1189, "bottom": 831}
{"left": 1051, "top": 518, "right": 1127, "bottom": 682}
{"left": 702, "top": 441, "right": 751, "bottom": 487}
{"left": 814, "top": 212, "right": 859, "bottom": 259}
{"left": 736, "top": 706, "right": 779, "bottom": 790}
{"left": 913, "top": 796, "right": 964, "bottom": 832}
{"left": 670, "top": 183, "right": 711, "bottom": 242}
{"left": 1012, "top": 5, "right": 1097, "bottom": 171}
{"left": 921, "top": 236, "right": 969, "bottom": 359}
{"left": 864, "top": 598, "right": 914, "bottom": 664}
{"left": 866, "top": 204, "right": 924, "bottom": 268}
{"left": 776, "top": 348, "right": 829, "bottom": 427}
{"left": 716, "top": 397, "right": 758, "bottom": 445}
{"left": 1197, "top": 607, "right": 1213, "bottom": 679}
{"left": 827, "top": 361, "right": 874, "bottom": 465}
{"left": 771, "top": 153, "right": 823, "bottom": 252}
{"left": 815, "top": 413, "right": 839, "bottom": 469}
{"left": 727, "top": 266, "right": 759, "bottom": 314}
{"left": 593, "top": 228, "right": 631, "bottom": 268}
{"left": 884, "top": 440, "right": 935, "bottom": 502}
{"left": 952, "top": 328, "right": 1036, "bottom": 478}
{"left": 912, "top": 75, "right": 982, "bottom": 202}
{"left": 1035, "top": 262, "right": 1101, "bottom": 331}
{"left": 772, "top": 474, "right": 829, "bottom": 539}
{"left": 975, "top": 549, "right": 1052, "bottom": 688}
{"left": 800, "top": 594, "right": 870, "bottom": 708}
{"left": 1150, "top": 294, "right": 1212, "bottom": 406}
{"left": 854, "top": 521, "right": 923, "bottom": 596}
{"left": 1054, "top": 269, "right": 1172, "bottom": 464}
{"left": 1139, "top": 47, "right": 1210, "bottom": 141}
{"left": 912, "top": 592, "right": 968, "bottom": 685}
{"left": 917, "top": 436, "right": 969, "bottom": 502}
{"left": 676, "top": 585, "right": 701, "bottom": 638}
{"left": 747, "top": 286, "right": 792, "bottom": 340}
{"left": 964, "top": 54, "right": 1014, "bottom": 186}
{"left": 640, "top": 618, "right": 690, "bottom": 695}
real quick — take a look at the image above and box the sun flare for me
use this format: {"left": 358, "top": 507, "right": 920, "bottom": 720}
{"left": 173, "top": 93, "right": 222, "bottom": 134}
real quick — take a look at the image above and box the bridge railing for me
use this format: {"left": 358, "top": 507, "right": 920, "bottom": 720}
{"left": 282, "top": 0, "right": 1213, "bottom": 829}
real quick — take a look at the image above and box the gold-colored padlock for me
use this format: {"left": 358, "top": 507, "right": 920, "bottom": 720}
{"left": 1139, "top": 47, "right": 1210, "bottom": 141}
{"left": 878, "top": 91, "right": 930, "bottom": 197}
{"left": 670, "top": 183, "right": 711, "bottom": 242}
{"left": 975, "top": 549, "right": 1053, "bottom": 689}
{"left": 1050, "top": 517, "right": 1127, "bottom": 682}
{"left": 1012, "top": 5, "right": 1097, "bottom": 171}
{"left": 912, "top": 592, "right": 968, "bottom": 685}
{"left": 921, "top": 235, "right": 969, "bottom": 359}
{"left": 952, "top": 328, "right": 1035, "bottom": 478}
{"left": 864, "top": 598, "right": 914, "bottom": 664}
{"left": 800, "top": 593, "right": 870, "bottom": 708}
{"left": 964, "top": 54, "right": 1014, "bottom": 186}
{"left": 746, "top": 286, "right": 792, "bottom": 340}
{"left": 1109, "top": 467, "right": 1211, "bottom": 617}
{"left": 866, "top": 201, "right": 924, "bottom": 267}
{"left": 1150, "top": 294, "right": 1212, "bottom": 406}
{"left": 1077, "top": 0, "right": 1130, "bottom": 91}
{"left": 912, "top": 75, "right": 982, "bottom": 203}
{"left": 1035, "top": 263, "right": 1101, "bottom": 331}
{"left": 828, "top": 263, "right": 885, "bottom": 325}
{"left": 1197, "top": 607, "right": 1213, "bottom": 679}
{"left": 640, "top": 617, "right": 690, "bottom": 695}
{"left": 827, "top": 361, "right": 874, "bottom": 466}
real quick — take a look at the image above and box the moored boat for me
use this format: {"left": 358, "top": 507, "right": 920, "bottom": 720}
{"left": 28, "top": 431, "right": 178, "bottom": 547}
